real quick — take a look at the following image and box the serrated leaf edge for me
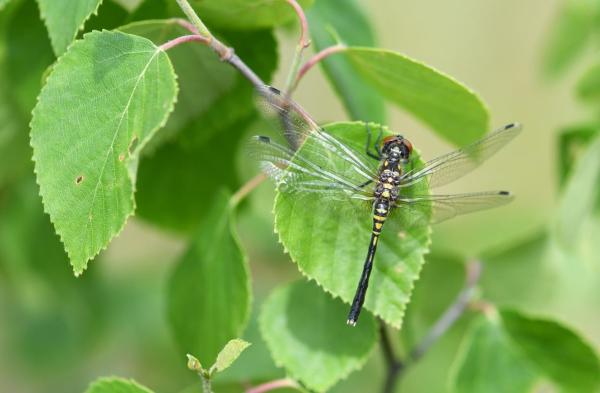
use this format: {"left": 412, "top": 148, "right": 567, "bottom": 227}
{"left": 29, "top": 30, "right": 179, "bottom": 275}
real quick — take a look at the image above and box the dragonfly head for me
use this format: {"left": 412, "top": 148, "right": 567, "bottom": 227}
{"left": 381, "top": 135, "right": 413, "bottom": 164}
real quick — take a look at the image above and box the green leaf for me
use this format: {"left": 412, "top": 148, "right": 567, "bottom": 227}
{"left": 37, "top": 0, "right": 103, "bottom": 56}
{"left": 118, "top": 20, "right": 237, "bottom": 138}
{"left": 5, "top": 0, "right": 54, "bottom": 114}
{"left": 307, "top": 0, "right": 385, "bottom": 123}
{"left": 191, "top": 0, "right": 314, "bottom": 30}
{"left": 84, "top": 377, "right": 154, "bottom": 393}
{"left": 134, "top": 28, "right": 277, "bottom": 233}
{"left": 576, "top": 62, "right": 600, "bottom": 102}
{"left": 30, "top": 30, "right": 178, "bottom": 274}
{"left": 542, "top": 0, "right": 598, "bottom": 78}
{"left": 168, "top": 191, "right": 251, "bottom": 365}
{"left": 450, "top": 313, "right": 538, "bottom": 393}
{"left": 557, "top": 125, "right": 600, "bottom": 187}
{"left": 500, "top": 309, "right": 600, "bottom": 393}
{"left": 274, "top": 122, "right": 431, "bottom": 328}
{"left": 554, "top": 134, "right": 600, "bottom": 250}
{"left": 345, "top": 47, "right": 489, "bottom": 146}
{"left": 259, "top": 280, "right": 377, "bottom": 392}
{"left": 213, "top": 338, "right": 251, "bottom": 373}
{"left": 0, "top": 0, "right": 11, "bottom": 11}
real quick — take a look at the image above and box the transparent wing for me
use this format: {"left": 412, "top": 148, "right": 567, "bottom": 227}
{"left": 396, "top": 191, "right": 514, "bottom": 224}
{"left": 255, "top": 85, "right": 380, "bottom": 179}
{"left": 247, "top": 135, "right": 375, "bottom": 201}
{"left": 401, "top": 123, "right": 521, "bottom": 188}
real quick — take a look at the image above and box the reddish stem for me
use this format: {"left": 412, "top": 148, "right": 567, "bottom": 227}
{"left": 293, "top": 44, "right": 346, "bottom": 89}
{"left": 159, "top": 34, "right": 208, "bottom": 51}
{"left": 285, "top": 0, "right": 310, "bottom": 49}
{"left": 246, "top": 378, "right": 300, "bottom": 393}
{"left": 173, "top": 17, "right": 200, "bottom": 34}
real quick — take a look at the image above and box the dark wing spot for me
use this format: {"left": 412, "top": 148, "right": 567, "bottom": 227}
{"left": 499, "top": 191, "right": 511, "bottom": 196}
{"left": 75, "top": 175, "right": 84, "bottom": 185}
{"left": 505, "top": 123, "right": 515, "bottom": 129}
{"left": 257, "top": 135, "right": 271, "bottom": 143}
{"left": 267, "top": 85, "right": 281, "bottom": 95}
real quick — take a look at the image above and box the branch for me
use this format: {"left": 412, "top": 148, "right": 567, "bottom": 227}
{"left": 379, "top": 323, "right": 404, "bottom": 393}
{"left": 159, "top": 34, "right": 208, "bottom": 51}
{"left": 174, "top": 0, "right": 265, "bottom": 88}
{"left": 409, "top": 260, "right": 482, "bottom": 362}
{"left": 291, "top": 44, "right": 346, "bottom": 92}
{"left": 246, "top": 378, "right": 300, "bottom": 393}
{"left": 283, "top": 0, "right": 311, "bottom": 94}
{"left": 230, "top": 173, "right": 268, "bottom": 207}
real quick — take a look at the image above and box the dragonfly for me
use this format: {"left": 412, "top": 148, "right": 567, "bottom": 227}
{"left": 250, "top": 85, "right": 521, "bottom": 326}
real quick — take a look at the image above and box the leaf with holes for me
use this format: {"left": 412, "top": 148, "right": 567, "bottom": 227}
{"left": 84, "top": 377, "right": 154, "bottom": 393}
{"left": 30, "top": 30, "right": 178, "bottom": 275}
{"left": 274, "top": 122, "right": 432, "bottom": 328}
{"left": 259, "top": 280, "right": 377, "bottom": 392}
{"left": 345, "top": 47, "right": 489, "bottom": 146}
{"left": 192, "top": 0, "right": 314, "bottom": 30}
{"left": 37, "top": 0, "right": 103, "bottom": 56}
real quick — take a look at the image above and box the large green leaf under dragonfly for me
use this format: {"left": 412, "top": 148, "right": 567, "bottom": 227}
{"left": 274, "top": 122, "right": 432, "bottom": 328}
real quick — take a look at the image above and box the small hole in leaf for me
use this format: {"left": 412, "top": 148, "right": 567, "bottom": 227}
{"left": 129, "top": 136, "right": 139, "bottom": 154}
{"left": 75, "top": 175, "right": 84, "bottom": 185}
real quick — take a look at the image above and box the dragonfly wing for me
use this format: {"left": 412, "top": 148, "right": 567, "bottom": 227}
{"left": 397, "top": 191, "right": 514, "bottom": 224}
{"left": 255, "top": 85, "right": 380, "bottom": 179}
{"left": 400, "top": 123, "right": 521, "bottom": 189}
{"left": 248, "top": 135, "right": 375, "bottom": 201}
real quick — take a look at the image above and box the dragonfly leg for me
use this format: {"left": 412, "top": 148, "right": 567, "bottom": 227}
{"left": 365, "top": 122, "right": 382, "bottom": 160}
{"left": 358, "top": 179, "right": 374, "bottom": 189}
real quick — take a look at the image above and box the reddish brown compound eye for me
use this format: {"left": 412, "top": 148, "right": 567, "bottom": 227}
{"left": 402, "top": 139, "right": 413, "bottom": 153}
{"left": 382, "top": 135, "right": 398, "bottom": 144}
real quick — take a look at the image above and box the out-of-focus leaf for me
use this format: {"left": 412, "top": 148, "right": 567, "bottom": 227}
{"left": 127, "top": 0, "right": 170, "bottom": 21}
{"left": 480, "top": 233, "right": 556, "bottom": 312}
{"left": 83, "top": 0, "right": 129, "bottom": 33}
{"left": 557, "top": 125, "right": 600, "bottom": 188}
{"left": 0, "top": 60, "right": 30, "bottom": 186}
{"left": 274, "top": 122, "right": 431, "bottom": 328}
{"left": 500, "top": 309, "right": 600, "bottom": 393}
{"left": 191, "top": 0, "right": 314, "bottom": 30}
{"left": 345, "top": 47, "right": 489, "bottom": 146}
{"left": 213, "top": 339, "right": 251, "bottom": 373}
{"left": 542, "top": 0, "right": 598, "bottom": 78}
{"left": 84, "top": 377, "right": 154, "bottom": 393}
{"left": 401, "top": 253, "right": 465, "bottom": 349}
{"left": 5, "top": 0, "right": 54, "bottom": 114}
{"left": 168, "top": 192, "right": 251, "bottom": 365}
{"left": 450, "top": 313, "right": 538, "bottom": 393}
{"left": 576, "top": 62, "right": 600, "bottom": 102}
{"left": 554, "top": 134, "right": 600, "bottom": 250}
{"left": 0, "top": 0, "right": 11, "bottom": 11}
{"left": 307, "top": 0, "right": 385, "bottom": 123}
{"left": 30, "top": 30, "right": 178, "bottom": 274}
{"left": 135, "top": 28, "right": 277, "bottom": 233}
{"left": 37, "top": 0, "right": 103, "bottom": 56}
{"left": 259, "top": 280, "right": 377, "bottom": 392}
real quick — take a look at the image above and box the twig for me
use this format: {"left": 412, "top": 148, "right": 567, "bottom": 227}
{"left": 173, "top": 18, "right": 199, "bottom": 34}
{"left": 159, "top": 34, "right": 208, "bottom": 51}
{"left": 291, "top": 44, "right": 346, "bottom": 92}
{"left": 230, "top": 173, "right": 268, "bottom": 207}
{"left": 409, "top": 260, "right": 482, "bottom": 362}
{"left": 246, "top": 378, "right": 300, "bottom": 393}
{"left": 175, "top": 0, "right": 211, "bottom": 37}
{"left": 174, "top": 0, "right": 265, "bottom": 88}
{"left": 283, "top": 0, "right": 311, "bottom": 94}
{"left": 380, "top": 323, "right": 404, "bottom": 393}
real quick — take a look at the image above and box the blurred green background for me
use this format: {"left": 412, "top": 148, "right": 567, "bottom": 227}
{"left": 1, "top": 0, "right": 599, "bottom": 392}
